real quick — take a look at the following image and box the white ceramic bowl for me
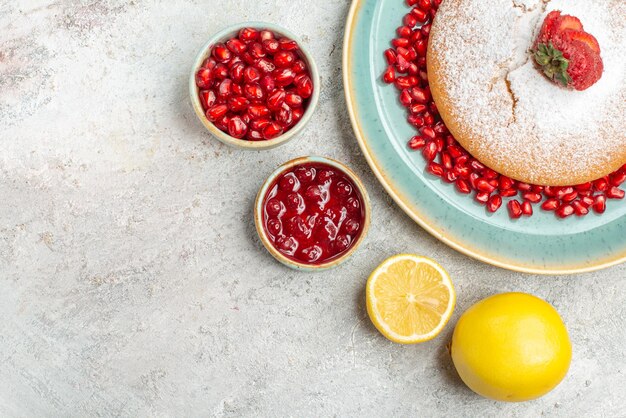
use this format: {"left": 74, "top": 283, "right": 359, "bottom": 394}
{"left": 189, "top": 22, "right": 320, "bottom": 150}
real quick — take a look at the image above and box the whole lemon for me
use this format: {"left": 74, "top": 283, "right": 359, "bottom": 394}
{"left": 450, "top": 292, "right": 572, "bottom": 402}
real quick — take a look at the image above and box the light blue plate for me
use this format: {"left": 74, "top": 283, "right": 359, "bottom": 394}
{"left": 342, "top": 0, "right": 626, "bottom": 274}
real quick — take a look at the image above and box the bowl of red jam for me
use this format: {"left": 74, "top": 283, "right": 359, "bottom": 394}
{"left": 255, "top": 156, "right": 371, "bottom": 270}
{"left": 190, "top": 22, "right": 320, "bottom": 150}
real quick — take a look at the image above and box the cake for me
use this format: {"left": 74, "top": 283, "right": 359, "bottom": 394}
{"left": 427, "top": 0, "right": 626, "bottom": 186}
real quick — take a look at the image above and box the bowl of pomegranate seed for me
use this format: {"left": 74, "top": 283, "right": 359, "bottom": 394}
{"left": 190, "top": 22, "right": 320, "bottom": 150}
{"left": 255, "top": 156, "right": 371, "bottom": 271}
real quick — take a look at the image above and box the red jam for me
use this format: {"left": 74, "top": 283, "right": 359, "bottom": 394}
{"left": 262, "top": 162, "right": 366, "bottom": 265}
{"left": 195, "top": 28, "right": 313, "bottom": 141}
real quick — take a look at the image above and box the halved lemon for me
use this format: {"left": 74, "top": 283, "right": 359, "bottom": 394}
{"left": 366, "top": 254, "right": 456, "bottom": 344}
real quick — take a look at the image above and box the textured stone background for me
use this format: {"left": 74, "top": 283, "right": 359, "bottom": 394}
{"left": 1, "top": 0, "right": 625, "bottom": 416}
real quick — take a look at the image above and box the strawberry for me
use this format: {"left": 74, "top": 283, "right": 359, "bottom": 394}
{"left": 532, "top": 12, "right": 603, "bottom": 91}
{"left": 535, "top": 10, "right": 562, "bottom": 45}
{"left": 554, "top": 14, "right": 583, "bottom": 33}
{"left": 561, "top": 30, "right": 601, "bottom": 54}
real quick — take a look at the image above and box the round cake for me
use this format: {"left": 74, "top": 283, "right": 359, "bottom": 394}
{"left": 427, "top": 0, "right": 626, "bottom": 186}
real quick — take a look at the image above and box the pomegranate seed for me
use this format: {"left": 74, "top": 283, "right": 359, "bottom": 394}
{"left": 441, "top": 152, "right": 453, "bottom": 170}
{"left": 292, "top": 60, "right": 307, "bottom": 74}
{"left": 260, "top": 30, "right": 274, "bottom": 42}
{"left": 422, "top": 141, "right": 437, "bottom": 161}
{"left": 214, "top": 115, "right": 230, "bottom": 131}
{"left": 468, "top": 172, "right": 480, "bottom": 189}
{"left": 408, "top": 115, "right": 425, "bottom": 127}
{"left": 262, "top": 122, "right": 284, "bottom": 140}
{"left": 475, "top": 192, "right": 490, "bottom": 205}
{"left": 226, "top": 38, "right": 246, "bottom": 55}
{"left": 199, "top": 90, "right": 216, "bottom": 110}
{"left": 487, "top": 195, "right": 502, "bottom": 212}
{"left": 409, "top": 87, "right": 429, "bottom": 103}
{"left": 255, "top": 58, "right": 276, "bottom": 74}
{"left": 575, "top": 182, "right": 592, "bottom": 191}
{"left": 250, "top": 118, "right": 271, "bottom": 131}
{"left": 443, "top": 170, "right": 457, "bottom": 183}
{"left": 227, "top": 116, "right": 248, "bottom": 139}
{"left": 400, "top": 89, "right": 413, "bottom": 106}
{"left": 260, "top": 75, "right": 275, "bottom": 92}
{"left": 561, "top": 191, "right": 578, "bottom": 203}
{"left": 270, "top": 68, "right": 294, "bottom": 87}
{"left": 243, "top": 66, "right": 261, "bottom": 84}
{"left": 404, "top": 13, "right": 418, "bottom": 27}
{"left": 244, "top": 83, "right": 265, "bottom": 101}
{"left": 218, "top": 79, "right": 232, "bottom": 98}
{"left": 554, "top": 187, "right": 572, "bottom": 199}
{"left": 212, "top": 43, "right": 232, "bottom": 62}
{"left": 453, "top": 164, "right": 470, "bottom": 179}
{"left": 247, "top": 104, "right": 271, "bottom": 119}
{"left": 279, "top": 38, "right": 299, "bottom": 51}
{"left": 247, "top": 130, "right": 263, "bottom": 141}
{"left": 383, "top": 66, "right": 396, "bottom": 83}
{"left": 267, "top": 89, "right": 286, "bottom": 111}
{"left": 507, "top": 200, "right": 522, "bottom": 219}
{"left": 427, "top": 162, "right": 444, "bottom": 177}
{"left": 476, "top": 178, "right": 496, "bottom": 193}
{"left": 295, "top": 75, "right": 313, "bottom": 98}
{"left": 499, "top": 176, "right": 514, "bottom": 190}
{"left": 410, "top": 103, "right": 427, "bottom": 114}
{"left": 517, "top": 182, "right": 532, "bottom": 192}
{"left": 610, "top": 171, "right": 626, "bottom": 187}
{"left": 593, "top": 195, "right": 607, "bottom": 213}
{"left": 418, "top": 0, "right": 432, "bottom": 11}
{"left": 263, "top": 39, "right": 280, "bottom": 54}
{"left": 421, "top": 23, "right": 432, "bottom": 38}
{"left": 407, "top": 0, "right": 419, "bottom": 5}
{"left": 241, "top": 52, "right": 256, "bottom": 65}
{"left": 421, "top": 126, "right": 436, "bottom": 140}
{"left": 408, "top": 136, "right": 426, "bottom": 150}
{"left": 556, "top": 204, "right": 574, "bottom": 218}
{"left": 385, "top": 48, "right": 397, "bottom": 65}
{"left": 202, "top": 57, "right": 217, "bottom": 70}
{"left": 229, "top": 62, "right": 245, "bottom": 83}
{"left": 249, "top": 42, "right": 266, "bottom": 59}
{"left": 274, "top": 51, "right": 295, "bottom": 68}
{"left": 395, "top": 55, "right": 410, "bottom": 72}
{"left": 521, "top": 192, "right": 541, "bottom": 203}
{"left": 292, "top": 108, "right": 304, "bottom": 124}
{"left": 392, "top": 37, "right": 410, "bottom": 48}
{"left": 285, "top": 92, "right": 303, "bottom": 108}
{"left": 276, "top": 104, "right": 293, "bottom": 126}
{"left": 239, "top": 27, "right": 259, "bottom": 43}
{"left": 411, "top": 7, "right": 428, "bottom": 22}
{"left": 541, "top": 198, "right": 559, "bottom": 211}
{"left": 521, "top": 201, "right": 533, "bottom": 216}
{"left": 196, "top": 68, "right": 213, "bottom": 89}
{"left": 594, "top": 178, "right": 609, "bottom": 192}
{"left": 469, "top": 159, "right": 485, "bottom": 171}
{"left": 456, "top": 179, "right": 471, "bottom": 194}
{"left": 606, "top": 187, "right": 625, "bottom": 199}
{"left": 571, "top": 201, "right": 589, "bottom": 216}
{"left": 206, "top": 104, "right": 228, "bottom": 122}
{"left": 483, "top": 168, "right": 498, "bottom": 179}
{"left": 227, "top": 96, "right": 249, "bottom": 113}
{"left": 397, "top": 26, "right": 412, "bottom": 38}
{"left": 395, "top": 76, "right": 417, "bottom": 89}
{"left": 500, "top": 189, "right": 517, "bottom": 197}
{"left": 415, "top": 39, "right": 427, "bottom": 56}
{"left": 581, "top": 196, "right": 594, "bottom": 207}
{"left": 231, "top": 83, "right": 243, "bottom": 96}
{"left": 543, "top": 186, "right": 558, "bottom": 197}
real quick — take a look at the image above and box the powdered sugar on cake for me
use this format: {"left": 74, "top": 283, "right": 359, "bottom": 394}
{"left": 429, "top": 0, "right": 625, "bottom": 185}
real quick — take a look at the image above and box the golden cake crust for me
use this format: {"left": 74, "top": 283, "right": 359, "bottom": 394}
{"left": 427, "top": 0, "right": 626, "bottom": 186}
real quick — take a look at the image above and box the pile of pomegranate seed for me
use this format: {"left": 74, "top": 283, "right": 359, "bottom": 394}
{"left": 195, "top": 28, "right": 313, "bottom": 141}
{"left": 383, "top": 0, "right": 625, "bottom": 219}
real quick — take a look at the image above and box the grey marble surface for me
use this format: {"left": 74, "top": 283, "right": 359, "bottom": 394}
{"left": 1, "top": 1, "right": 625, "bottom": 416}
